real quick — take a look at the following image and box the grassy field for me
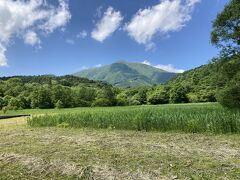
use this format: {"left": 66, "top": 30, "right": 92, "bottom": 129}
{"left": 24, "top": 103, "right": 240, "bottom": 134}
{"left": 0, "top": 117, "right": 240, "bottom": 179}
{"left": 0, "top": 103, "right": 218, "bottom": 116}
{"left": 1, "top": 103, "right": 240, "bottom": 179}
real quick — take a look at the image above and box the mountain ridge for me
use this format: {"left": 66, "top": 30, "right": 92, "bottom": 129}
{"left": 74, "top": 61, "right": 178, "bottom": 87}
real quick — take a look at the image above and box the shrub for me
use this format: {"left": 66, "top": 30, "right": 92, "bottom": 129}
{"left": 217, "top": 84, "right": 240, "bottom": 109}
{"left": 170, "top": 85, "right": 189, "bottom": 103}
{"left": 147, "top": 91, "right": 169, "bottom": 104}
{"left": 0, "top": 97, "right": 4, "bottom": 110}
{"left": 92, "top": 98, "right": 112, "bottom": 107}
{"left": 116, "top": 97, "right": 128, "bottom": 106}
{"left": 55, "top": 100, "right": 64, "bottom": 109}
{"left": 8, "top": 97, "right": 22, "bottom": 110}
{"left": 2, "top": 106, "right": 8, "bottom": 114}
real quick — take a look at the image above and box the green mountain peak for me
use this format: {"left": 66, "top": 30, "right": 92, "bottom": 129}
{"left": 74, "top": 61, "right": 177, "bottom": 87}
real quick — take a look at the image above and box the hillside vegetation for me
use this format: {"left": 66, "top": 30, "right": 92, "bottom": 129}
{"left": 74, "top": 61, "right": 177, "bottom": 87}
{"left": 0, "top": 75, "right": 116, "bottom": 110}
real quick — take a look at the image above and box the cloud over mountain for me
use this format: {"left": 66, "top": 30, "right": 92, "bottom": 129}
{"left": 142, "top": 60, "right": 185, "bottom": 73}
{"left": 125, "top": 0, "right": 200, "bottom": 50}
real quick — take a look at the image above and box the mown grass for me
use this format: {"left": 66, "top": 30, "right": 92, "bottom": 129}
{"left": 1, "top": 117, "right": 240, "bottom": 179}
{"left": 27, "top": 103, "right": 240, "bottom": 134}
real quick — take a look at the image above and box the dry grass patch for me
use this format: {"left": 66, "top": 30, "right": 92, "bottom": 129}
{"left": 0, "top": 118, "right": 240, "bottom": 179}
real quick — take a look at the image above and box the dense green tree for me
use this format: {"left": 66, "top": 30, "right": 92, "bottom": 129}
{"left": 4, "top": 85, "right": 25, "bottom": 97}
{"left": 8, "top": 97, "right": 22, "bottom": 110}
{"left": 132, "top": 88, "right": 148, "bottom": 104}
{"left": 147, "top": 86, "right": 170, "bottom": 105}
{"left": 17, "top": 94, "right": 31, "bottom": 109}
{"left": 31, "top": 87, "right": 53, "bottom": 109}
{"left": 0, "top": 97, "right": 4, "bottom": 109}
{"left": 211, "top": 0, "right": 240, "bottom": 56}
{"left": 169, "top": 85, "right": 189, "bottom": 104}
{"left": 210, "top": 0, "right": 240, "bottom": 108}
{"left": 92, "top": 98, "right": 112, "bottom": 107}
{"left": 116, "top": 91, "right": 128, "bottom": 106}
{"left": 73, "top": 86, "right": 96, "bottom": 106}
{"left": 217, "top": 83, "right": 240, "bottom": 108}
{"left": 3, "top": 95, "right": 13, "bottom": 107}
{"left": 51, "top": 85, "right": 73, "bottom": 108}
{"left": 96, "top": 87, "right": 116, "bottom": 106}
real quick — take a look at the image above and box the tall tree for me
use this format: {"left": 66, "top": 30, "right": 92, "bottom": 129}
{"left": 211, "top": 0, "right": 240, "bottom": 56}
{"left": 211, "top": 0, "right": 240, "bottom": 108}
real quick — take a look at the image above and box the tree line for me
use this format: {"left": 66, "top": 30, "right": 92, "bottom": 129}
{"left": 0, "top": 75, "right": 200, "bottom": 111}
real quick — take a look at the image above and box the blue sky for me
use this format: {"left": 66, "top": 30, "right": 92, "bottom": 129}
{"left": 0, "top": 0, "right": 229, "bottom": 76}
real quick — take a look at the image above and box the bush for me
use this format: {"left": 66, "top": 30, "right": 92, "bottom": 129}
{"left": 92, "top": 98, "right": 112, "bottom": 107}
{"left": 30, "top": 87, "right": 53, "bottom": 109}
{"left": 129, "top": 99, "right": 141, "bottom": 106}
{"left": 116, "top": 97, "right": 128, "bottom": 106}
{"left": 74, "top": 99, "right": 91, "bottom": 107}
{"left": 217, "top": 84, "right": 240, "bottom": 109}
{"left": 170, "top": 85, "right": 189, "bottom": 104}
{"left": 8, "top": 97, "right": 22, "bottom": 110}
{"left": 2, "top": 106, "right": 8, "bottom": 114}
{"left": 0, "top": 97, "right": 4, "bottom": 110}
{"left": 55, "top": 100, "right": 64, "bottom": 109}
{"left": 3, "top": 95, "right": 13, "bottom": 107}
{"left": 147, "top": 90, "right": 169, "bottom": 105}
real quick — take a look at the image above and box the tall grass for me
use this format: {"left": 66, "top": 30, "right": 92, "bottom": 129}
{"left": 27, "top": 104, "right": 240, "bottom": 134}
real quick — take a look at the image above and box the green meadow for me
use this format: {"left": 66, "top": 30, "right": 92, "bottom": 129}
{"left": 24, "top": 103, "right": 240, "bottom": 134}
{"left": 0, "top": 104, "right": 240, "bottom": 179}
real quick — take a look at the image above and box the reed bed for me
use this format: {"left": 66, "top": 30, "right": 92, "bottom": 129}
{"left": 27, "top": 104, "right": 240, "bottom": 134}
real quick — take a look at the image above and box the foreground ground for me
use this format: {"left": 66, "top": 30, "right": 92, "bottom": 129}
{"left": 0, "top": 117, "right": 240, "bottom": 179}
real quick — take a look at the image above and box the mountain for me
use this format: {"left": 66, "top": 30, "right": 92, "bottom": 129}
{"left": 74, "top": 61, "right": 178, "bottom": 87}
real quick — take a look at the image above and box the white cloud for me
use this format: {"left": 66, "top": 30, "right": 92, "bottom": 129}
{"left": 24, "top": 31, "right": 41, "bottom": 46}
{"left": 142, "top": 60, "right": 151, "bottom": 66}
{"left": 154, "top": 64, "right": 185, "bottom": 73}
{"left": 0, "top": 0, "right": 71, "bottom": 66}
{"left": 141, "top": 60, "right": 185, "bottom": 73}
{"left": 95, "top": 6, "right": 103, "bottom": 18}
{"left": 66, "top": 39, "right": 75, "bottom": 45}
{"left": 91, "top": 7, "right": 123, "bottom": 42}
{"left": 80, "top": 66, "right": 89, "bottom": 70}
{"left": 77, "top": 30, "right": 88, "bottom": 39}
{"left": 125, "top": 0, "right": 200, "bottom": 50}
{"left": 95, "top": 64, "right": 102, "bottom": 68}
{"left": 0, "top": 44, "right": 7, "bottom": 67}
{"left": 41, "top": 0, "right": 71, "bottom": 33}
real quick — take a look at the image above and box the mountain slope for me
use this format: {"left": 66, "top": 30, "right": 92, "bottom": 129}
{"left": 165, "top": 59, "right": 232, "bottom": 102}
{"left": 166, "top": 56, "right": 240, "bottom": 103}
{"left": 74, "top": 61, "right": 177, "bottom": 87}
